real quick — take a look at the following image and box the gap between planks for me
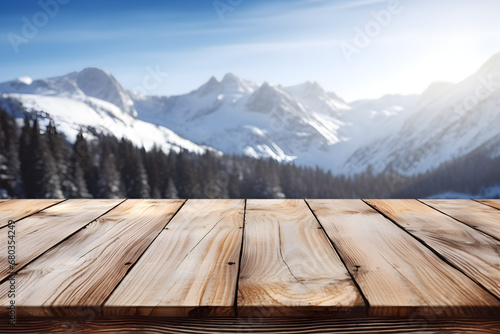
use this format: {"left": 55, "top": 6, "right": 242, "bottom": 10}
{"left": 1, "top": 199, "right": 500, "bottom": 320}
{"left": 364, "top": 199, "right": 500, "bottom": 304}
{"left": 304, "top": 199, "right": 371, "bottom": 311}
{"left": 419, "top": 199, "right": 500, "bottom": 242}
{"left": 0, "top": 199, "right": 126, "bottom": 285}
{"left": 237, "top": 199, "right": 365, "bottom": 317}
{"left": 308, "top": 199, "right": 500, "bottom": 318}
{"left": 0, "top": 199, "right": 185, "bottom": 318}
{"left": 104, "top": 199, "right": 245, "bottom": 317}
{"left": 474, "top": 199, "right": 500, "bottom": 211}
{"left": 232, "top": 199, "right": 247, "bottom": 317}
{"left": 0, "top": 199, "right": 67, "bottom": 229}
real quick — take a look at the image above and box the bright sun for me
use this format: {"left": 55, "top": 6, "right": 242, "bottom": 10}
{"left": 392, "top": 42, "right": 484, "bottom": 95}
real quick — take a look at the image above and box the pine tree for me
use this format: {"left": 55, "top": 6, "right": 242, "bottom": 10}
{"left": 266, "top": 160, "right": 284, "bottom": 198}
{"left": 227, "top": 170, "right": 241, "bottom": 199}
{"left": 26, "top": 119, "right": 63, "bottom": 198}
{"left": 165, "top": 178, "right": 179, "bottom": 199}
{"left": 0, "top": 109, "right": 23, "bottom": 198}
{"left": 198, "top": 151, "right": 227, "bottom": 198}
{"left": 68, "top": 156, "right": 91, "bottom": 198}
{"left": 118, "top": 139, "right": 150, "bottom": 198}
{"left": 19, "top": 116, "right": 34, "bottom": 197}
{"left": 175, "top": 151, "right": 198, "bottom": 198}
{"left": 45, "top": 121, "right": 89, "bottom": 198}
{"left": 143, "top": 146, "right": 161, "bottom": 198}
{"left": 97, "top": 138, "right": 124, "bottom": 198}
{"left": 74, "top": 130, "right": 98, "bottom": 197}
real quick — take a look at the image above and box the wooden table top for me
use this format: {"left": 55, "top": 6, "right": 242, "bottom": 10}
{"left": 0, "top": 199, "right": 499, "bottom": 332}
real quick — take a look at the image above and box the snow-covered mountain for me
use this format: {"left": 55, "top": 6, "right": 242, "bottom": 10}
{"left": 132, "top": 73, "right": 352, "bottom": 164}
{"left": 344, "top": 53, "right": 500, "bottom": 175}
{"left": 132, "top": 73, "right": 420, "bottom": 171}
{"left": 1, "top": 53, "right": 499, "bottom": 178}
{"left": 0, "top": 68, "right": 209, "bottom": 154}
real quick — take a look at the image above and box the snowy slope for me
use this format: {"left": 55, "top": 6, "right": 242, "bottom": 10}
{"left": 2, "top": 54, "right": 498, "bottom": 177}
{"left": 0, "top": 68, "right": 209, "bottom": 154}
{"left": 134, "top": 73, "right": 421, "bottom": 171}
{"left": 0, "top": 67, "right": 423, "bottom": 171}
{"left": 344, "top": 53, "right": 500, "bottom": 175}
{"left": 427, "top": 186, "right": 500, "bottom": 199}
{"left": 133, "top": 73, "right": 377, "bottom": 167}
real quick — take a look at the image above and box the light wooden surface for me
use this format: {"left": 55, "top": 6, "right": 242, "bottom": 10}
{"left": 366, "top": 199, "right": 500, "bottom": 301}
{"left": 307, "top": 199, "right": 500, "bottom": 317}
{"left": 0, "top": 199, "right": 65, "bottom": 228}
{"left": 0, "top": 198, "right": 499, "bottom": 326}
{"left": 105, "top": 199, "right": 245, "bottom": 317}
{"left": 0, "top": 199, "right": 123, "bottom": 282}
{"left": 238, "top": 199, "right": 365, "bottom": 317}
{"left": 422, "top": 199, "right": 500, "bottom": 241}
{"left": 477, "top": 199, "right": 500, "bottom": 211}
{"left": 0, "top": 199, "right": 184, "bottom": 317}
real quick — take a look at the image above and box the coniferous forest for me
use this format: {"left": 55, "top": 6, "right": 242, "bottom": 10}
{"left": 0, "top": 108, "right": 499, "bottom": 199}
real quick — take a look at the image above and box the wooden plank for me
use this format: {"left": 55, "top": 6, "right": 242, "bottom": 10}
{"left": 1, "top": 317, "right": 500, "bottom": 334}
{"left": 422, "top": 199, "right": 500, "bottom": 241}
{"left": 307, "top": 199, "right": 500, "bottom": 317}
{"left": 477, "top": 199, "right": 500, "bottom": 211}
{"left": 105, "top": 199, "right": 245, "bottom": 317}
{"left": 366, "top": 199, "right": 500, "bottom": 301}
{"left": 238, "top": 199, "right": 365, "bottom": 317}
{"left": 0, "top": 199, "right": 184, "bottom": 318}
{"left": 0, "top": 199, "right": 123, "bottom": 282}
{"left": 0, "top": 199, "right": 65, "bottom": 228}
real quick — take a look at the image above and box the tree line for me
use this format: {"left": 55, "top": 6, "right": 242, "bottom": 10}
{"left": 0, "top": 108, "right": 498, "bottom": 199}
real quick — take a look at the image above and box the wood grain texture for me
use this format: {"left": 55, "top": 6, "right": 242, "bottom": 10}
{"left": 307, "top": 199, "right": 500, "bottom": 317}
{"left": 0, "top": 199, "right": 123, "bottom": 282}
{"left": 366, "top": 199, "right": 500, "bottom": 300}
{"left": 0, "top": 199, "right": 65, "bottom": 228}
{"left": 238, "top": 199, "right": 365, "bottom": 317}
{"left": 422, "top": 199, "right": 500, "bottom": 241}
{"left": 478, "top": 199, "right": 500, "bottom": 211}
{"left": 105, "top": 199, "right": 245, "bottom": 317}
{"left": 1, "top": 317, "right": 500, "bottom": 333}
{"left": 0, "top": 199, "right": 184, "bottom": 318}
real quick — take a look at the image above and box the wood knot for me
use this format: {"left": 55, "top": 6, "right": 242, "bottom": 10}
{"left": 228, "top": 262, "right": 235, "bottom": 265}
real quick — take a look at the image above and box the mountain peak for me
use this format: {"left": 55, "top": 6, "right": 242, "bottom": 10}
{"left": 302, "top": 81, "right": 323, "bottom": 91}
{"left": 195, "top": 73, "right": 257, "bottom": 96}
{"left": 246, "top": 81, "right": 286, "bottom": 113}
{"left": 75, "top": 67, "right": 136, "bottom": 116}
{"left": 284, "top": 81, "right": 326, "bottom": 96}
{"left": 254, "top": 81, "right": 280, "bottom": 96}
{"left": 220, "top": 73, "right": 256, "bottom": 93}
{"left": 420, "top": 81, "right": 454, "bottom": 105}
{"left": 194, "top": 76, "right": 220, "bottom": 96}
{"left": 17, "top": 76, "right": 33, "bottom": 85}
{"left": 478, "top": 52, "right": 500, "bottom": 73}
{"left": 221, "top": 72, "right": 240, "bottom": 84}
{"left": 80, "top": 67, "right": 111, "bottom": 76}
{"left": 76, "top": 67, "right": 117, "bottom": 89}
{"left": 207, "top": 76, "right": 219, "bottom": 85}
{"left": 260, "top": 81, "right": 272, "bottom": 89}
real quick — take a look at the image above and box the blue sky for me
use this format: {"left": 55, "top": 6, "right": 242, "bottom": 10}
{"left": 1, "top": 0, "right": 500, "bottom": 101}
